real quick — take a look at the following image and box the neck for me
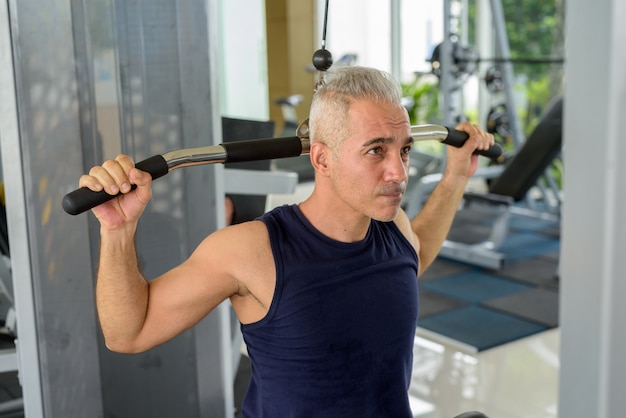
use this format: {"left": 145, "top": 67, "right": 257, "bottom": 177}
{"left": 299, "top": 188, "right": 371, "bottom": 243}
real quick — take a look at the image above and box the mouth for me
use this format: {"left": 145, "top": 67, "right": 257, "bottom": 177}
{"left": 382, "top": 192, "right": 403, "bottom": 200}
{"left": 379, "top": 186, "right": 406, "bottom": 201}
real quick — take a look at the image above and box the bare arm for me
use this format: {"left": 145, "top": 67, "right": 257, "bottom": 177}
{"left": 410, "top": 175, "right": 469, "bottom": 275}
{"left": 96, "top": 225, "right": 150, "bottom": 352}
{"left": 409, "top": 122, "right": 494, "bottom": 275}
{"left": 81, "top": 155, "right": 243, "bottom": 353}
{"left": 96, "top": 225, "right": 243, "bottom": 353}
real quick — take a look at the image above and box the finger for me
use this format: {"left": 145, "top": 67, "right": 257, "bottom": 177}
{"left": 115, "top": 155, "right": 136, "bottom": 193}
{"left": 97, "top": 159, "right": 131, "bottom": 195}
{"left": 454, "top": 122, "right": 493, "bottom": 151}
{"left": 129, "top": 166, "right": 151, "bottom": 188}
{"left": 78, "top": 174, "right": 104, "bottom": 192}
{"left": 126, "top": 166, "right": 153, "bottom": 207}
{"left": 471, "top": 124, "right": 495, "bottom": 150}
{"left": 478, "top": 131, "right": 495, "bottom": 150}
{"left": 486, "top": 133, "right": 496, "bottom": 147}
{"left": 455, "top": 120, "right": 476, "bottom": 135}
{"left": 466, "top": 124, "right": 481, "bottom": 150}
{"left": 85, "top": 165, "right": 117, "bottom": 195}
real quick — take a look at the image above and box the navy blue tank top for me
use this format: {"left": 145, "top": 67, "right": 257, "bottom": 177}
{"left": 241, "top": 205, "right": 419, "bottom": 417}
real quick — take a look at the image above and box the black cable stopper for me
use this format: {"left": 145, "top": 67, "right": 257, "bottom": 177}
{"left": 312, "top": 48, "right": 333, "bottom": 71}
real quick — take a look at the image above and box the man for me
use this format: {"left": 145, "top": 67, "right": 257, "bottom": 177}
{"left": 79, "top": 66, "right": 493, "bottom": 417}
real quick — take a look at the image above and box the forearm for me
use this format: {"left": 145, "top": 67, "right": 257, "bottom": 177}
{"left": 96, "top": 225, "right": 149, "bottom": 352}
{"left": 411, "top": 122, "right": 493, "bottom": 273}
{"left": 411, "top": 175, "right": 468, "bottom": 272}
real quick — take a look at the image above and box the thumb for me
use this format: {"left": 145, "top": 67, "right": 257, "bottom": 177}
{"left": 130, "top": 167, "right": 152, "bottom": 187}
{"left": 128, "top": 168, "right": 153, "bottom": 204}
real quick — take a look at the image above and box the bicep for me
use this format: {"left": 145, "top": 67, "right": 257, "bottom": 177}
{"left": 135, "top": 230, "right": 242, "bottom": 350}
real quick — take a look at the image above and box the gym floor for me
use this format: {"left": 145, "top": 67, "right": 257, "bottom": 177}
{"left": 235, "top": 182, "right": 561, "bottom": 418}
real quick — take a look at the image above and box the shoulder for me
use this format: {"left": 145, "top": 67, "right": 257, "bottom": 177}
{"left": 182, "top": 219, "right": 271, "bottom": 281}
{"left": 393, "top": 208, "right": 420, "bottom": 254}
{"left": 187, "top": 219, "right": 274, "bottom": 290}
{"left": 198, "top": 220, "right": 270, "bottom": 259}
{"left": 172, "top": 219, "right": 275, "bottom": 323}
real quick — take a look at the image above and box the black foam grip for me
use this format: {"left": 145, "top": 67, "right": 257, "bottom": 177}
{"left": 443, "top": 128, "right": 503, "bottom": 160}
{"left": 223, "top": 136, "right": 303, "bottom": 163}
{"left": 62, "top": 154, "right": 169, "bottom": 215}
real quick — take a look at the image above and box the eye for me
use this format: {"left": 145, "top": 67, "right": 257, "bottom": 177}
{"left": 399, "top": 145, "right": 410, "bottom": 160}
{"left": 367, "top": 146, "right": 383, "bottom": 155}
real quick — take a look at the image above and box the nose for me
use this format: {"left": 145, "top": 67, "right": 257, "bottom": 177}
{"left": 384, "top": 153, "right": 409, "bottom": 183}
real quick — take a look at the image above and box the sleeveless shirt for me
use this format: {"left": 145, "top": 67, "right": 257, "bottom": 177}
{"left": 241, "top": 204, "right": 419, "bottom": 417}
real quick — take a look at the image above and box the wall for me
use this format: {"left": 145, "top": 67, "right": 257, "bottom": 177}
{"left": 217, "top": 0, "right": 270, "bottom": 121}
{"left": 265, "top": 0, "right": 316, "bottom": 135}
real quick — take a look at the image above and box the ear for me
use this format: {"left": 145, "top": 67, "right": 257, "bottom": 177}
{"left": 309, "top": 142, "right": 331, "bottom": 177}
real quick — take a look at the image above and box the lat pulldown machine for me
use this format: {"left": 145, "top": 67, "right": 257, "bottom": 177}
{"left": 60, "top": 2, "right": 499, "bottom": 417}
{"left": 62, "top": 0, "right": 501, "bottom": 216}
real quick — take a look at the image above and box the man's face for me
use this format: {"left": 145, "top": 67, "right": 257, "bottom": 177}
{"left": 328, "top": 99, "right": 412, "bottom": 222}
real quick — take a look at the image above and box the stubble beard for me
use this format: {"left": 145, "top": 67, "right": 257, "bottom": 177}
{"left": 370, "top": 182, "right": 406, "bottom": 222}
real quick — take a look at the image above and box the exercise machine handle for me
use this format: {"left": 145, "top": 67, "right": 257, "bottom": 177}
{"left": 444, "top": 127, "right": 502, "bottom": 160}
{"left": 62, "top": 155, "right": 169, "bottom": 216}
{"left": 225, "top": 135, "right": 305, "bottom": 163}
{"left": 410, "top": 124, "right": 503, "bottom": 160}
{"left": 62, "top": 136, "right": 307, "bottom": 215}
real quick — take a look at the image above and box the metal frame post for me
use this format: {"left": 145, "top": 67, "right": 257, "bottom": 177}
{"left": 0, "top": 1, "right": 44, "bottom": 415}
{"left": 488, "top": 0, "right": 524, "bottom": 146}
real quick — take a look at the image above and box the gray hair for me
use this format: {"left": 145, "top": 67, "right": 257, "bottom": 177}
{"left": 308, "top": 66, "right": 403, "bottom": 153}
